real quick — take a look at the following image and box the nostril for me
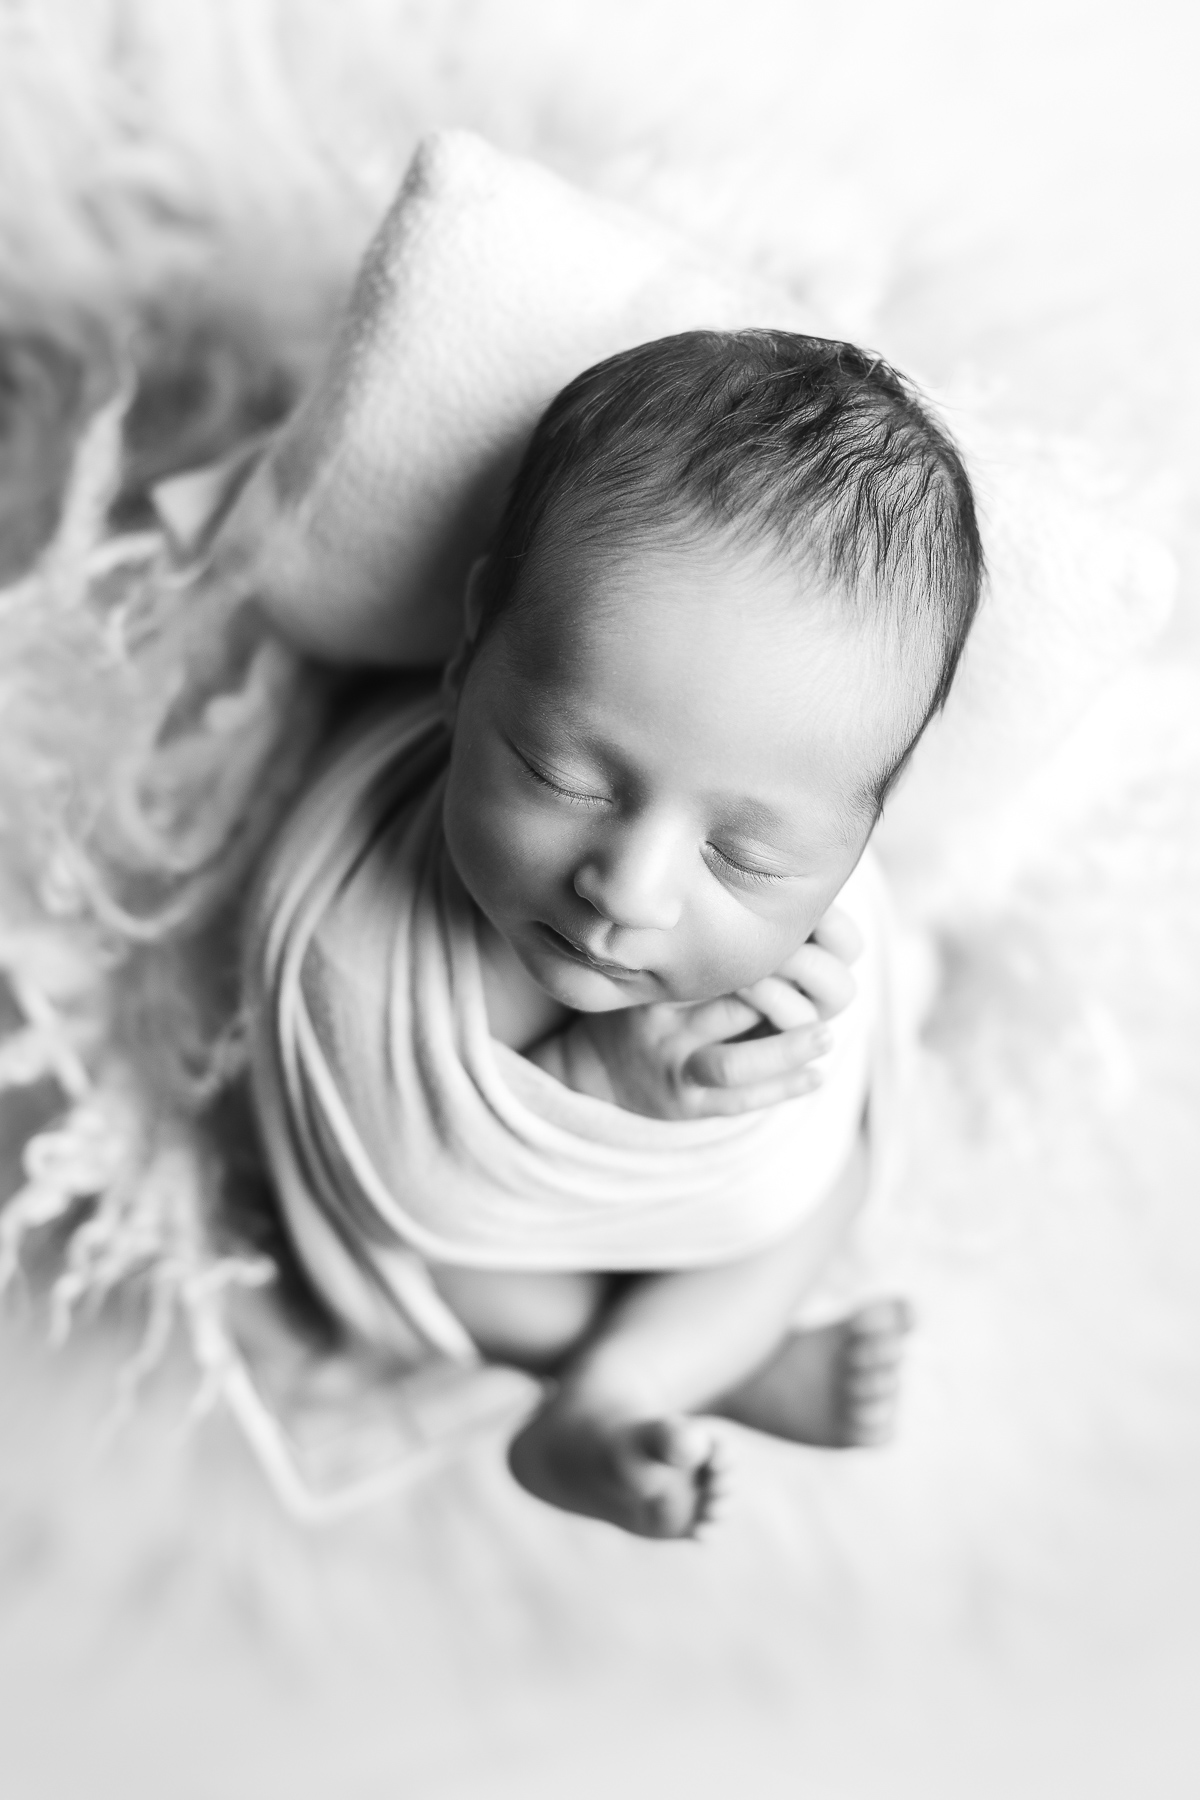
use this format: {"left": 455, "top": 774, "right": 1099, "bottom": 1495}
{"left": 572, "top": 866, "right": 607, "bottom": 913}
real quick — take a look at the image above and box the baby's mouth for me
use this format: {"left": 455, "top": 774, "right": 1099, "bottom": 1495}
{"left": 538, "top": 923, "right": 643, "bottom": 979}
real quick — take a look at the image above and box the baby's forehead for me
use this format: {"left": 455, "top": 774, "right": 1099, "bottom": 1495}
{"left": 509, "top": 516, "right": 916, "bottom": 687}
{"left": 491, "top": 532, "right": 921, "bottom": 822}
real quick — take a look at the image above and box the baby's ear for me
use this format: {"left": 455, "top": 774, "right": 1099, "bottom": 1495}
{"left": 440, "top": 555, "right": 490, "bottom": 726}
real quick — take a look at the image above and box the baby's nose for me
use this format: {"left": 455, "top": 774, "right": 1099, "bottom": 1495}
{"left": 572, "top": 827, "right": 684, "bottom": 933}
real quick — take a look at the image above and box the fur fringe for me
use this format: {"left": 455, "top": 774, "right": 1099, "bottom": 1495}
{"left": 0, "top": 363, "right": 327, "bottom": 1465}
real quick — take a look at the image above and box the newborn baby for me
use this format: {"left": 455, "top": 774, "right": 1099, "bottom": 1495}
{"left": 246, "top": 329, "right": 982, "bottom": 1537}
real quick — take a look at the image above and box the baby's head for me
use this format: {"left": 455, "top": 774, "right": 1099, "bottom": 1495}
{"left": 444, "top": 330, "right": 981, "bottom": 1012}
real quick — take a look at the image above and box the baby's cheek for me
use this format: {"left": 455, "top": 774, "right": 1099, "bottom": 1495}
{"left": 445, "top": 778, "right": 556, "bottom": 919}
{"left": 704, "top": 889, "right": 826, "bottom": 995}
{"left": 677, "top": 909, "right": 793, "bottom": 1002}
{"left": 444, "top": 771, "right": 502, "bottom": 908}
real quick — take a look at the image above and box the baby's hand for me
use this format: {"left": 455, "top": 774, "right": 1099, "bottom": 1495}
{"left": 538, "top": 905, "right": 863, "bottom": 1120}
{"left": 731, "top": 903, "right": 863, "bottom": 1033}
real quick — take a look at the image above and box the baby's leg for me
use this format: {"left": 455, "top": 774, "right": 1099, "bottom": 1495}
{"left": 508, "top": 1135, "right": 888, "bottom": 1538}
{"left": 428, "top": 1264, "right": 609, "bottom": 1374}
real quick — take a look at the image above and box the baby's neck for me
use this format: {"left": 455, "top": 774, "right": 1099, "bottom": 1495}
{"left": 474, "top": 909, "right": 572, "bottom": 1054}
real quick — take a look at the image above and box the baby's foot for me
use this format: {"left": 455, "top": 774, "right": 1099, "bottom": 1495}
{"left": 716, "top": 1297, "right": 913, "bottom": 1448}
{"left": 508, "top": 1399, "right": 724, "bottom": 1538}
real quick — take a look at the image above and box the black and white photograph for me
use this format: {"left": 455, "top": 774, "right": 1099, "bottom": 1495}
{"left": 1, "top": 3, "right": 1197, "bottom": 1795}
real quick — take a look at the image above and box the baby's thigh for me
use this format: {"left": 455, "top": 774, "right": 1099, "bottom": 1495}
{"left": 429, "top": 1264, "right": 609, "bottom": 1372}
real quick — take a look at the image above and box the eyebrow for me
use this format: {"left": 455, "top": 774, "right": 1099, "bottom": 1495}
{"left": 712, "top": 808, "right": 827, "bottom": 869}
{"left": 715, "top": 781, "right": 878, "bottom": 858}
{"left": 720, "top": 794, "right": 790, "bottom": 838}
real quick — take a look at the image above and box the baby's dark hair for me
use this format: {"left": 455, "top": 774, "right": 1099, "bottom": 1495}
{"left": 477, "top": 329, "right": 983, "bottom": 807}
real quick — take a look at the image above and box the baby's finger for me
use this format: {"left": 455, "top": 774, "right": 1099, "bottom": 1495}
{"left": 771, "top": 943, "right": 857, "bottom": 1020}
{"left": 677, "top": 994, "right": 763, "bottom": 1048}
{"left": 680, "top": 1067, "right": 823, "bottom": 1116}
{"left": 686, "top": 1023, "right": 831, "bottom": 1091}
{"left": 735, "top": 978, "right": 820, "bottom": 1032}
{"left": 809, "top": 905, "right": 865, "bottom": 964}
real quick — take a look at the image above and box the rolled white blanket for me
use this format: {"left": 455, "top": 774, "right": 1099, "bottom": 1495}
{"left": 246, "top": 688, "right": 908, "bottom": 1362}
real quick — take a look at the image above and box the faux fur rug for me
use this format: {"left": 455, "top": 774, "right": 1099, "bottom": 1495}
{"left": 1, "top": 4, "right": 1199, "bottom": 1797}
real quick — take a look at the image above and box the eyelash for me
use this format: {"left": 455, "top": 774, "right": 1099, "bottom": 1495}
{"left": 705, "top": 845, "right": 785, "bottom": 888}
{"left": 521, "top": 757, "right": 608, "bottom": 807}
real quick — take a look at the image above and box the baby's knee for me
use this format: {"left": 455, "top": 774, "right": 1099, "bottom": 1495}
{"left": 430, "top": 1265, "right": 607, "bottom": 1372}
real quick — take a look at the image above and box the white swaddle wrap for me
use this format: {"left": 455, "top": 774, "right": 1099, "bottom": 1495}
{"left": 246, "top": 691, "right": 906, "bottom": 1363}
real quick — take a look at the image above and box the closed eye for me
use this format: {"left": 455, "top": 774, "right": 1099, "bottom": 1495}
{"left": 518, "top": 752, "right": 608, "bottom": 808}
{"left": 705, "top": 843, "right": 789, "bottom": 888}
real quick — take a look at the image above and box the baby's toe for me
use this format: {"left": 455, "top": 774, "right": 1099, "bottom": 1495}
{"left": 848, "top": 1361, "right": 901, "bottom": 1401}
{"left": 641, "top": 1472, "right": 706, "bottom": 1538}
{"left": 846, "top": 1390, "right": 899, "bottom": 1445}
{"left": 848, "top": 1331, "right": 905, "bottom": 1373}
{"left": 639, "top": 1416, "right": 715, "bottom": 1473}
{"left": 854, "top": 1297, "right": 915, "bottom": 1339}
{"left": 842, "top": 1303, "right": 910, "bottom": 1447}
{"left": 846, "top": 1298, "right": 914, "bottom": 1375}
{"left": 691, "top": 1438, "right": 731, "bottom": 1532}
{"left": 626, "top": 1418, "right": 718, "bottom": 1538}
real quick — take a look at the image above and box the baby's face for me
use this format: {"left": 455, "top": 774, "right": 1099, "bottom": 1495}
{"left": 443, "top": 526, "right": 906, "bottom": 1013}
